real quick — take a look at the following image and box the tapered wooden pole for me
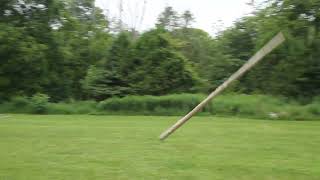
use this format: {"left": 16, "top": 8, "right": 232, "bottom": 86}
{"left": 159, "top": 32, "right": 285, "bottom": 141}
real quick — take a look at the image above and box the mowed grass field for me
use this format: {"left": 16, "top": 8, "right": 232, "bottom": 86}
{"left": 0, "top": 115, "right": 319, "bottom": 180}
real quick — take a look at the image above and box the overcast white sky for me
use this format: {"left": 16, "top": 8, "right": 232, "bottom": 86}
{"left": 95, "top": 0, "right": 263, "bottom": 35}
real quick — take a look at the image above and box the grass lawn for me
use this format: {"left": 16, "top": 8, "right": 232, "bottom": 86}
{"left": 0, "top": 115, "right": 319, "bottom": 180}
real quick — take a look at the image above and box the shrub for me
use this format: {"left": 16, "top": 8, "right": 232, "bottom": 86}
{"left": 0, "top": 96, "right": 32, "bottom": 113}
{"left": 97, "top": 93, "right": 320, "bottom": 120}
{"left": 211, "top": 94, "right": 287, "bottom": 118}
{"left": 98, "top": 94, "right": 207, "bottom": 115}
{"left": 11, "top": 96, "right": 29, "bottom": 108}
{"left": 29, "top": 93, "right": 50, "bottom": 114}
{"left": 47, "top": 101, "right": 98, "bottom": 114}
{"left": 0, "top": 93, "right": 319, "bottom": 120}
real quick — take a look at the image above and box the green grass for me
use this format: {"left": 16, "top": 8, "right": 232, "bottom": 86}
{"left": 0, "top": 115, "right": 320, "bottom": 180}
{"left": 2, "top": 94, "right": 320, "bottom": 120}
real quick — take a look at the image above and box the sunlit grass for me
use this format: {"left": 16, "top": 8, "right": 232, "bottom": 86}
{"left": 0, "top": 115, "right": 319, "bottom": 179}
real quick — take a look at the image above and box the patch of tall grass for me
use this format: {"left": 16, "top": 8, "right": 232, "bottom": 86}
{"left": 98, "top": 94, "right": 320, "bottom": 120}
{"left": 0, "top": 95, "right": 98, "bottom": 115}
{"left": 0, "top": 94, "right": 319, "bottom": 120}
{"left": 97, "top": 94, "right": 208, "bottom": 116}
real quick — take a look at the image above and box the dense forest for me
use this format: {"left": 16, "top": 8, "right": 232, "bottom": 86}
{"left": 1, "top": 0, "right": 319, "bottom": 103}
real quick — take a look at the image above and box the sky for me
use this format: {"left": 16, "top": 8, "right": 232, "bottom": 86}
{"left": 95, "top": 0, "right": 263, "bottom": 35}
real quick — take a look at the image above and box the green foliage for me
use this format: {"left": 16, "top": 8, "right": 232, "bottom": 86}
{"left": 0, "top": 95, "right": 97, "bottom": 115}
{"left": 212, "top": 0, "right": 320, "bottom": 98}
{"left": 10, "top": 96, "right": 30, "bottom": 108}
{"left": 0, "top": 23, "right": 48, "bottom": 98}
{"left": 29, "top": 93, "right": 50, "bottom": 114}
{"left": 303, "top": 96, "right": 320, "bottom": 117}
{"left": 156, "top": 6, "right": 180, "bottom": 30}
{"left": 98, "top": 94, "right": 320, "bottom": 120}
{"left": 0, "top": 0, "right": 112, "bottom": 101}
{"left": 1, "top": 1, "right": 319, "bottom": 104}
{"left": 130, "top": 28, "right": 200, "bottom": 95}
{"left": 47, "top": 101, "right": 98, "bottom": 114}
{"left": 0, "top": 94, "right": 50, "bottom": 114}
{"left": 98, "top": 94, "right": 208, "bottom": 115}
{"left": 211, "top": 94, "right": 287, "bottom": 118}
{"left": 0, "top": 93, "right": 319, "bottom": 120}
{"left": 82, "top": 65, "right": 107, "bottom": 99}
{"left": 82, "top": 32, "right": 132, "bottom": 100}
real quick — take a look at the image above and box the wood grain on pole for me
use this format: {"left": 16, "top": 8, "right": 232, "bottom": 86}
{"left": 159, "top": 32, "right": 285, "bottom": 141}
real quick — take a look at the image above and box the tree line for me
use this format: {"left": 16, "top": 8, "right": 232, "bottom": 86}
{"left": 0, "top": 0, "right": 319, "bottom": 102}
